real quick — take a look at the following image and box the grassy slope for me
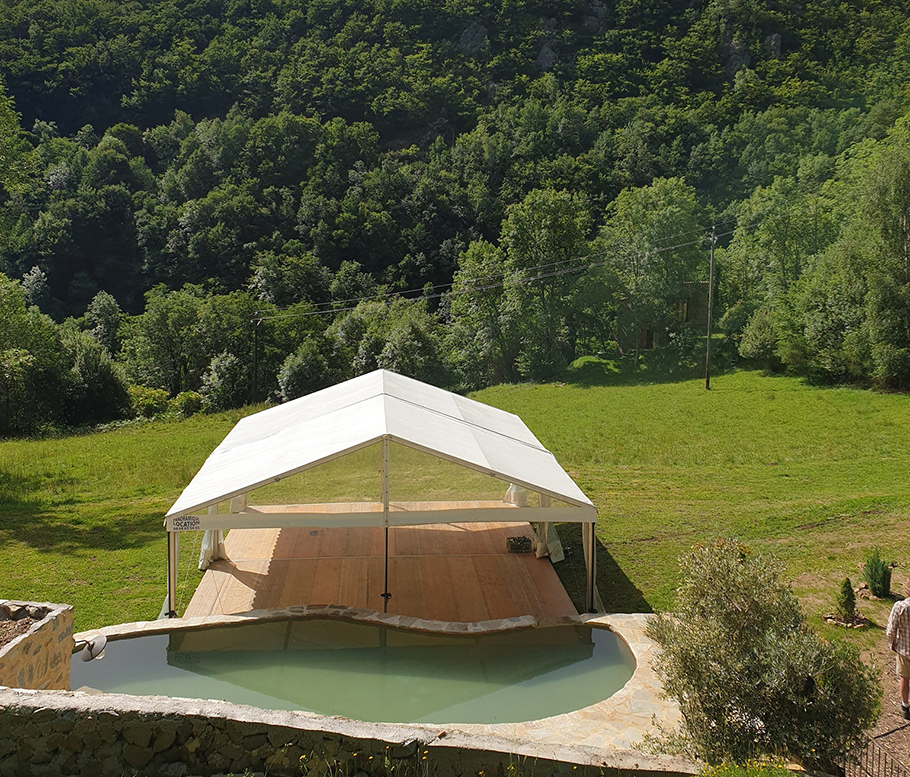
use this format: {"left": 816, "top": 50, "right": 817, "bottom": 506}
{"left": 2, "top": 368, "right": 909, "bottom": 643}
{"left": 0, "top": 410, "right": 250, "bottom": 629}
{"left": 477, "top": 365, "right": 910, "bottom": 650}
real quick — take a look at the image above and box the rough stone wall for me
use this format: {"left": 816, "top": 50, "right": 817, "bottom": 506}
{"left": 0, "top": 688, "right": 698, "bottom": 777}
{"left": 0, "top": 601, "right": 73, "bottom": 691}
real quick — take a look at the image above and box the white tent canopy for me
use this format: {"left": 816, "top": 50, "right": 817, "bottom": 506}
{"left": 164, "top": 369, "right": 598, "bottom": 616}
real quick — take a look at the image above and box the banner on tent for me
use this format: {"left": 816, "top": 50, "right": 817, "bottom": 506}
{"left": 171, "top": 515, "right": 201, "bottom": 531}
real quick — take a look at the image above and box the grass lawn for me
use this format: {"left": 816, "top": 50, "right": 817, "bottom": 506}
{"left": 479, "top": 361, "right": 910, "bottom": 653}
{"left": 2, "top": 364, "right": 909, "bottom": 651}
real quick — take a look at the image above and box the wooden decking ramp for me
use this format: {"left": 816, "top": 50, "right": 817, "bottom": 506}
{"left": 183, "top": 518, "right": 578, "bottom": 624}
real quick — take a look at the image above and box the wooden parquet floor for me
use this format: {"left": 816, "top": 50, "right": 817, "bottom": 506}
{"left": 183, "top": 521, "right": 578, "bottom": 624}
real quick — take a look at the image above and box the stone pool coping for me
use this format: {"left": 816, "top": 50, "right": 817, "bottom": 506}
{"left": 73, "top": 606, "right": 685, "bottom": 760}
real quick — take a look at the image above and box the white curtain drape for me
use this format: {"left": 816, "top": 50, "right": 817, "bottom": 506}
{"left": 198, "top": 504, "right": 228, "bottom": 570}
{"left": 534, "top": 494, "right": 565, "bottom": 562}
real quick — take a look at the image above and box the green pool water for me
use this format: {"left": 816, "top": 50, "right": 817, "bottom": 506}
{"left": 70, "top": 618, "right": 635, "bottom": 724}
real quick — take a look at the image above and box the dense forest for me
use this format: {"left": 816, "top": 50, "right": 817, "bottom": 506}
{"left": 2, "top": 0, "right": 910, "bottom": 434}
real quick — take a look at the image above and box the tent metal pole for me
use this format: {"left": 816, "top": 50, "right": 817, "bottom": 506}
{"left": 381, "top": 437, "right": 391, "bottom": 613}
{"left": 585, "top": 522, "right": 596, "bottom": 613}
{"left": 383, "top": 527, "right": 390, "bottom": 613}
{"left": 167, "top": 530, "right": 178, "bottom": 618}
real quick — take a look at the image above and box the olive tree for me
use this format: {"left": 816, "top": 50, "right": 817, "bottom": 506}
{"left": 646, "top": 538, "right": 879, "bottom": 771}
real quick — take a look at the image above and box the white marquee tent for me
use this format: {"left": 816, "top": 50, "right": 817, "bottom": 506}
{"left": 164, "top": 369, "right": 599, "bottom": 617}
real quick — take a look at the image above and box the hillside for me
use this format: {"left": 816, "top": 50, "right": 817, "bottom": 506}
{"left": 1, "top": 0, "right": 910, "bottom": 433}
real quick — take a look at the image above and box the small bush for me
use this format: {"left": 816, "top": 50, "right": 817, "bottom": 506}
{"left": 836, "top": 577, "right": 856, "bottom": 621}
{"left": 864, "top": 548, "right": 892, "bottom": 597}
{"left": 128, "top": 385, "right": 170, "bottom": 418}
{"left": 170, "top": 391, "right": 203, "bottom": 418}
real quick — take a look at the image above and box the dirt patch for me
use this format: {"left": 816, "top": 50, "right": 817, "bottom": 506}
{"left": 0, "top": 617, "right": 36, "bottom": 647}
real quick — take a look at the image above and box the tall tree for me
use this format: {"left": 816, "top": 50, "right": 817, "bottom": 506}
{"left": 598, "top": 177, "right": 702, "bottom": 359}
{"left": 501, "top": 188, "right": 591, "bottom": 379}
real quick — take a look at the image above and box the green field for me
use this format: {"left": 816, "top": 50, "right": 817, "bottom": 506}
{"left": 2, "top": 367, "right": 909, "bottom": 643}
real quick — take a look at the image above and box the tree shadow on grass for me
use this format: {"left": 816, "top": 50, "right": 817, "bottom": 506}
{"left": 0, "top": 470, "right": 163, "bottom": 553}
{"left": 564, "top": 353, "right": 731, "bottom": 389}
{"left": 553, "top": 522, "right": 652, "bottom": 614}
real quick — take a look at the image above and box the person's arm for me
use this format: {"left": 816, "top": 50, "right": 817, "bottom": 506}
{"left": 887, "top": 604, "right": 898, "bottom": 650}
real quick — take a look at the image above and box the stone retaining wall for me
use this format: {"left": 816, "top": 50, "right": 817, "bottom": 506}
{"left": 0, "top": 687, "right": 698, "bottom": 777}
{"left": 0, "top": 605, "right": 696, "bottom": 777}
{"left": 0, "top": 601, "right": 73, "bottom": 691}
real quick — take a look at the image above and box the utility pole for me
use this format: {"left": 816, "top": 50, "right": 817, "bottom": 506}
{"left": 705, "top": 226, "right": 717, "bottom": 391}
{"left": 251, "top": 313, "right": 262, "bottom": 403}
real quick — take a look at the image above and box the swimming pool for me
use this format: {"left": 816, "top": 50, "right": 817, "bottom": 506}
{"left": 71, "top": 617, "right": 636, "bottom": 724}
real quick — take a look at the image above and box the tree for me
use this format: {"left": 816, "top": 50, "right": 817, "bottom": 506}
{"left": 84, "top": 291, "right": 123, "bottom": 354}
{"left": 0, "top": 273, "right": 66, "bottom": 435}
{"left": 249, "top": 242, "right": 331, "bottom": 307}
{"left": 0, "top": 81, "right": 33, "bottom": 199}
{"left": 200, "top": 351, "right": 247, "bottom": 412}
{"left": 598, "top": 177, "right": 702, "bottom": 360}
{"left": 646, "top": 538, "right": 880, "bottom": 770}
{"left": 277, "top": 338, "right": 334, "bottom": 401}
{"left": 501, "top": 188, "right": 590, "bottom": 380}
{"left": 120, "top": 285, "right": 208, "bottom": 395}
{"left": 326, "top": 298, "right": 443, "bottom": 382}
{"left": 446, "top": 240, "right": 520, "bottom": 388}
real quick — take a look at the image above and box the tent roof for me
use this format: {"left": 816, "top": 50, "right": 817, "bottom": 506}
{"left": 166, "top": 370, "right": 594, "bottom": 518}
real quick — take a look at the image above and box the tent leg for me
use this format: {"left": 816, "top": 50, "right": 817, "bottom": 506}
{"left": 167, "top": 531, "right": 178, "bottom": 618}
{"left": 585, "top": 522, "right": 597, "bottom": 614}
{"left": 380, "top": 438, "right": 391, "bottom": 613}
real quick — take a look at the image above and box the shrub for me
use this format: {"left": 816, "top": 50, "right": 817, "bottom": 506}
{"left": 836, "top": 577, "right": 856, "bottom": 621}
{"left": 170, "top": 390, "right": 203, "bottom": 418}
{"left": 128, "top": 385, "right": 170, "bottom": 418}
{"left": 863, "top": 548, "right": 892, "bottom": 597}
{"left": 738, "top": 307, "right": 782, "bottom": 370}
{"left": 62, "top": 329, "right": 130, "bottom": 425}
{"left": 646, "top": 537, "right": 880, "bottom": 771}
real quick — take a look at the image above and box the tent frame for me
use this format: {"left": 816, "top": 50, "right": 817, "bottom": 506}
{"left": 165, "top": 435, "right": 597, "bottom": 618}
{"left": 164, "top": 370, "right": 599, "bottom": 621}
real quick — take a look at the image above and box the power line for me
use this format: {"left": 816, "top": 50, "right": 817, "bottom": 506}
{"left": 260, "top": 220, "right": 739, "bottom": 317}
{"left": 254, "top": 221, "right": 760, "bottom": 323}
